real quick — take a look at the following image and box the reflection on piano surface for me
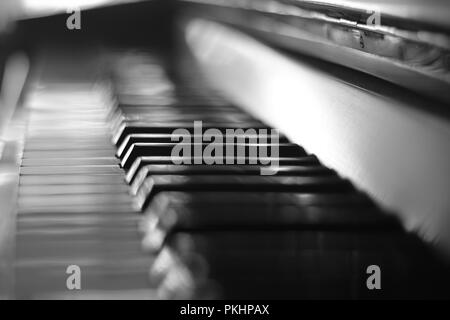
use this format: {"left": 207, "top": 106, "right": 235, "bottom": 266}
{"left": 1, "top": 0, "right": 450, "bottom": 299}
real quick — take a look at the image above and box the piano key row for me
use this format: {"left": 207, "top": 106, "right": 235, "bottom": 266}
{"left": 106, "top": 53, "right": 450, "bottom": 298}
{"left": 15, "top": 51, "right": 450, "bottom": 299}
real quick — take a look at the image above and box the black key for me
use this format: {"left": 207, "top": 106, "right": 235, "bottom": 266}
{"left": 113, "top": 122, "right": 272, "bottom": 146}
{"left": 120, "top": 142, "right": 305, "bottom": 169}
{"left": 115, "top": 113, "right": 256, "bottom": 123}
{"left": 145, "top": 191, "right": 374, "bottom": 215}
{"left": 111, "top": 108, "right": 246, "bottom": 125}
{"left": 125, "top": 155, "right": 321, "bottom": 184}
{"left": 130, "top": 165, "right": 334, "bottom": 195}
{"left": 152, "top": 230, "right": 449, "bottom": 299}
{"left": 140, "top": 205, "right": 401, "bottom": 252}
{"left": 111, "top": 118, "right": 265, "bottom": 137}
{"left": 117, "top": 104, "right": 238, "bottom": 113}
{"left": 116, "top": 133, "right": 289, "bottom": 158}
{"left": 134, "top": 175, "right": 354, "bottom": 210}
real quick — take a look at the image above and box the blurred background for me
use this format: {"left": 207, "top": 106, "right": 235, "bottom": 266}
{"left": 1, "top": 0, "right": 450, "bottom": 299}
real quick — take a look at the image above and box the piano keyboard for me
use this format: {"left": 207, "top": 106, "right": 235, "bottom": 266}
{"left": 13, "top": 49, "right": 450, "bottom": 299}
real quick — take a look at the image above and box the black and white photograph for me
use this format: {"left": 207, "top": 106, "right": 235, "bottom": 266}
{"left": 1, "top": 0, "right": 450, "bottom": 303}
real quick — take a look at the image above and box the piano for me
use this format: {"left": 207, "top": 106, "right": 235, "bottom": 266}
{"left": 1, "top": 0, "right": 450, "bottom": 299}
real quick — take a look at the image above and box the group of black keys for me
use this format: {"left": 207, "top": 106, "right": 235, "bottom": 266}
{"left": 108, "top": 53, "right": 450, "bottom": 299}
